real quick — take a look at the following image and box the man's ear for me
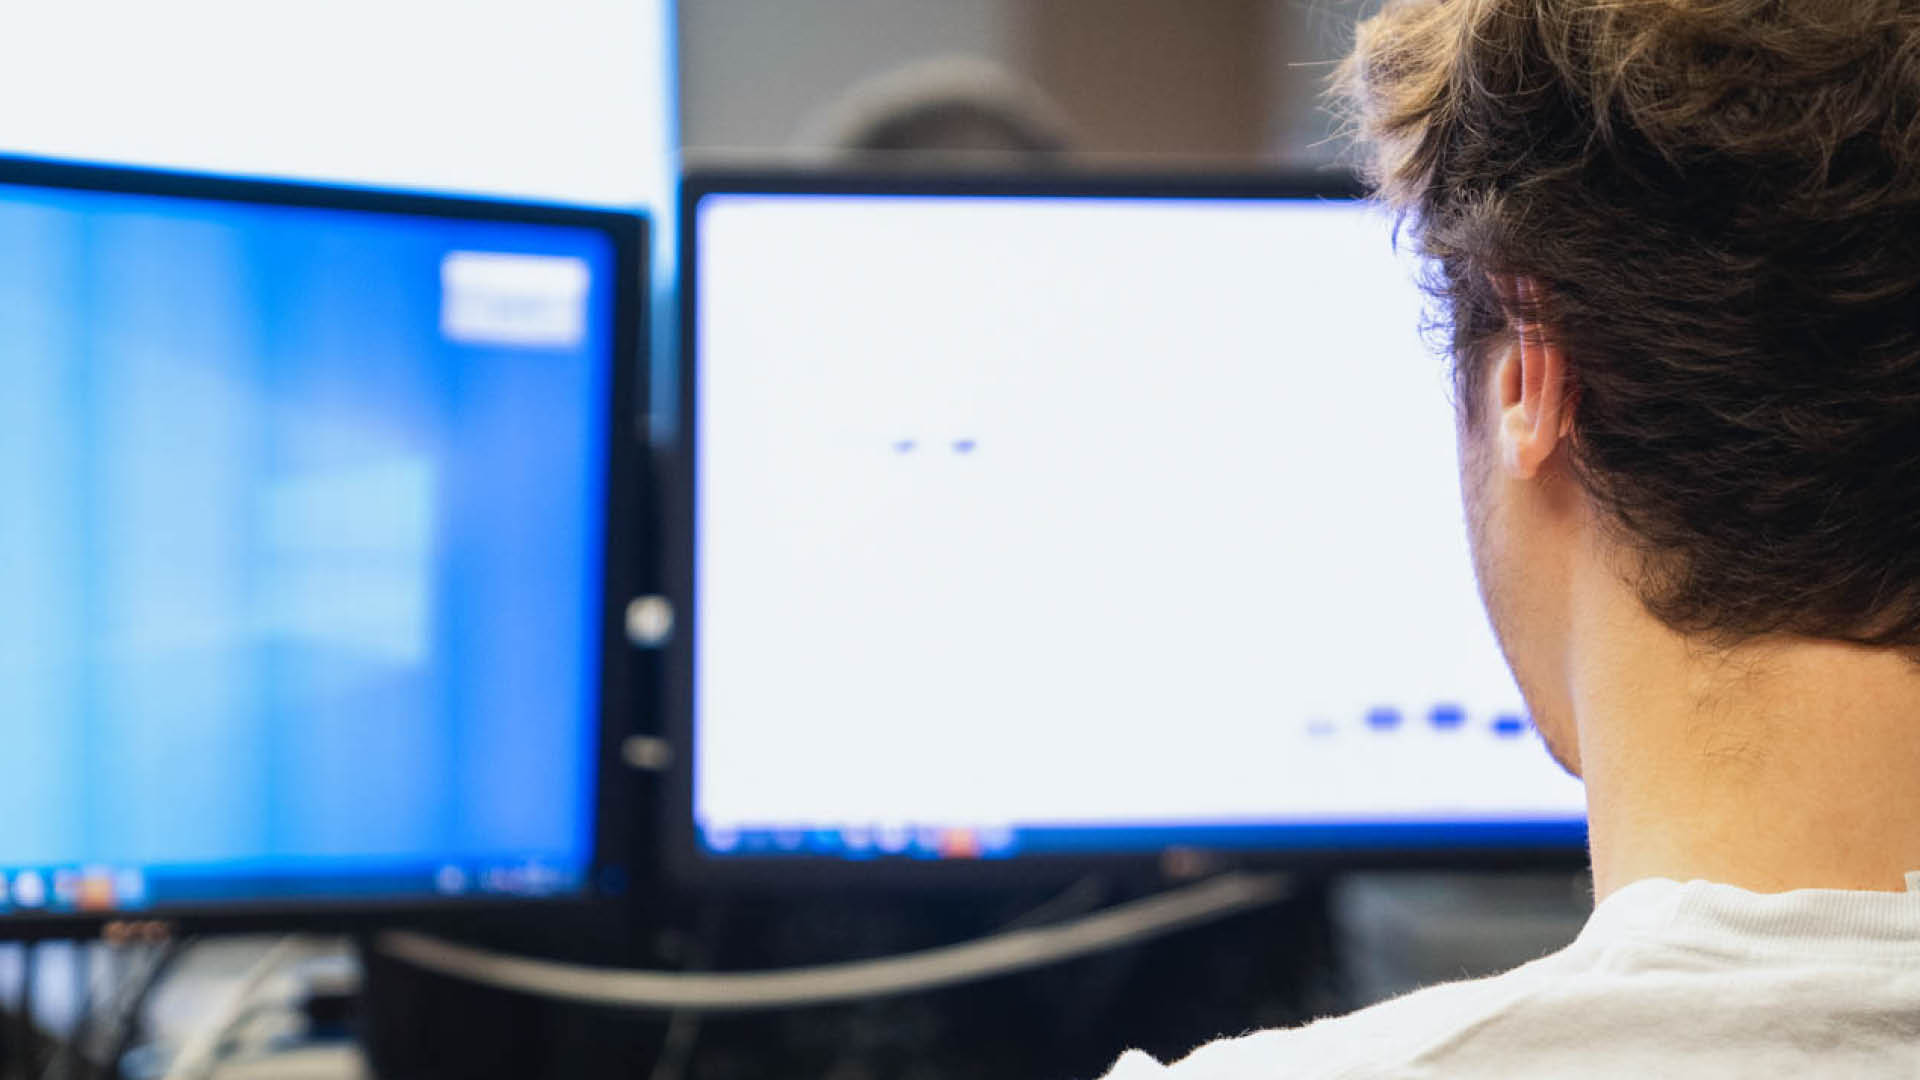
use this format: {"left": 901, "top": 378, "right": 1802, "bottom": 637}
{"left": 1490, "top": 275, "right": 1573, "bottom": 479}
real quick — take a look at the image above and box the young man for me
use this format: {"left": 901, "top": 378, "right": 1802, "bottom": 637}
{"left": 1105, "top": 0, "right": 1920, "bottom": 1075}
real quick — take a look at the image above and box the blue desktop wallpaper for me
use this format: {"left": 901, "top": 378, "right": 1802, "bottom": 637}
{"left": 0, "top": 182, "right": 615, "bottom": 908}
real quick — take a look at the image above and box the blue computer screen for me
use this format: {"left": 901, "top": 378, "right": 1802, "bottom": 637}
{"left": 0, "top": 178, "right": 618, "bottom": 913}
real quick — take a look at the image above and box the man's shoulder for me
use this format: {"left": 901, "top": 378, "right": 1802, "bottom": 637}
{"left": 1097, "top": 956, "right": 1568, "bottom": 1080}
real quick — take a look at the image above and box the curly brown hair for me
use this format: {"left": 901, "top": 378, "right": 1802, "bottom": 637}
{"left": 1336, "top": 0, "right": 1920, "bottom": 648}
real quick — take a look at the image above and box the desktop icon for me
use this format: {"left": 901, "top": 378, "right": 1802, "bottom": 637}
{"left": 435, "top": 864, "right": 469, "bottom": 896}
{"left": 523, "top": 861, "right": 561, "bottom": 894}
{"left": 1493, "top": 714, "right": 1530, "bottom": 737}
{"left": 939, "top": 829, "right": 981, "bottom": 859}
{"left": 482, "top": 865, "right": 529, "bottom": 895}
{"left": 1366, "top": 706, "right": 1404, "bottom": 732}
{"left": 78, "top": 868, "right": 115, "bottom": 912}
{"left": 113, "top": 868, "right": 148, "bottom": 908}
{"left": 978, "top": 825, "right": 1017, "bottom": 856}
{"left": 13, "top": 871, "right": 46, "bottom": 909}
{"left": 52, "top": 868, "right": 80, "bottom": 907}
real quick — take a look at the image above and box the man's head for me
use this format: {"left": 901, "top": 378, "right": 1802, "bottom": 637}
{"left": 1338, "top": 0, "right": 1920, "bottom": 771}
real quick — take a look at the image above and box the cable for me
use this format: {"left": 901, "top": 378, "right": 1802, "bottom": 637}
{"left": 17, "top": 944, "right": 39, "bottom": 1080}
{"left": 644, "top": 914, "right": 717, "bottom": 1080}
{"left": 645, "top": 1011, "right": 700, "bottom": 1080}
{"left": 45, "top": 939, "right": 126, "bottom": 1080}
{"left": 41, "top": 941, "right": 97, "bottom": 1080}
{"left": 380, "top": 871, "right": 1292, "bottom": 1013}
{"left": 52, "top": 944, "right": 85, "bottom": 1080}
{"left": 189, "top": 996, "right": 311, "bottom": 1077}
{"left": 1000, "top": 875, "right": 1112, "bottom": 933}
{"left": 97, "top": 941, "right": 189, "bottom": 1080}
{"left": 158, "top": 937, "right": 306, "bottom": 1080}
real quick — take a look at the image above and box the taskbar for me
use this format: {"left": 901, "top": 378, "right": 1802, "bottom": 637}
{"left": 698, "top": 819, "right": 1588, "bottom": 861}
{"left": 0, "top": 857, "right": 589, "bottom": 917}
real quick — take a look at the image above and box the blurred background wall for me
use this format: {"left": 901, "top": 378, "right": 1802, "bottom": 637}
{"left": 677, "top": 0, "right": 1366, "bottom": 167}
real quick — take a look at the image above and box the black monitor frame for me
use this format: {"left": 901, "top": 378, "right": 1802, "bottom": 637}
{"left": 0, "top": 154, "right": 648, "bottom": 938}
{"left": 667, "top": 167, "right": 1589, "bottom": 891}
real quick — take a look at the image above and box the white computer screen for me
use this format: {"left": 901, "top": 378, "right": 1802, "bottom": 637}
{"left": 690, "top": 189, "right": 1587, "bottom": 861}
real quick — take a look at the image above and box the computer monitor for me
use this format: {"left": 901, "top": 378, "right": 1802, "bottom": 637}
{"left": 672, "top": 171, "right": 1587, "bottom": 880}
{"left": 0, "top": 157, "right": 645, "bottom": 928}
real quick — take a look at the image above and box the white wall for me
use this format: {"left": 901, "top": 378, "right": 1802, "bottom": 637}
{"left": 0, "top": 0, "right": 673, "bottom": 209}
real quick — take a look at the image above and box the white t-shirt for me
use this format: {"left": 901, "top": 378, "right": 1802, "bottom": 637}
{"left": 1101, "top": 875, "right": 1920, "bottom": 1079}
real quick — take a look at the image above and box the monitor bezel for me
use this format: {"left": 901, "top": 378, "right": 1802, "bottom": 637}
{"left": 0, "top": 154, "right": 647, "bottom": 937}
{"left": 668, "top": 167, "right": 1588, "bottom": 890}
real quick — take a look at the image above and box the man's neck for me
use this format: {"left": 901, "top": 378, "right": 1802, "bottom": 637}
{"left": 1570, "top": 584, "right": 1920, "bottom": 900}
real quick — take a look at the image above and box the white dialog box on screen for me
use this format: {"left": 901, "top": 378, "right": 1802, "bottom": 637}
{"left": 440, "top": 251, "right": 591, "bottom": 348}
